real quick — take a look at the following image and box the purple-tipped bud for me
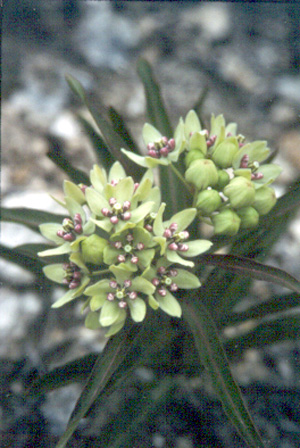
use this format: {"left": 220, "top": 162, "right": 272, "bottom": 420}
{"left": 134, "top": 182, "right": 139, "bottom": 192}
{"left": 110, "top": 179, "right": 118, "bottom": 186}
{"left": 181, "top": 230, "right": 189, "bottom": 240}
{"left": 136, "top": 242, "right": 145, "bottom": 251}
{"left": 74, "top": 213, "right": 82, "bottom": 224}
{"left": 157, "top": 266, "right": 166, "bottom": 275}
{"left": 101, "top": 207, "right": 110, "bottom": 217}
{"left": 129, "top": 291, "right": 137, "bottom": 300}
{"left": 107, "top": 292, "right": 115, "bottom": 301}
{"left": 119, "top": 301, "right": 127, "bottom": 308}
{"left": 148, "top": 149, "right": 158, "bottom": 158}
{"left": 240, "top": 154, "right": 249, "bottom": 168}
{"left": 62, "top": 278, "right": 69, "bottom": 285}
{"left": 147, "top": 142, "right": 156, "bottom": 151}
{"left": 110, "top": 216, "right": 119, "bottom": 225}
{"left": 123, "top": 200, "right": 131, "bottom": 211}
{"left": 158, "top": 288, "right": 167, "bottom": 297}
{"left": 169, "top": 222, "right": 178, "bottom": 232}
{"left": 122, "top": 211, "right": 131, "bottom": 221}
{"left": 63, "top": 232, "right": 75, "bottom": 242}
{"left": 169, "top": 269, "right": 178, "bottom": 277}
{"left": 163, "top": 229, "right": 172, "bottom": 238}
{"left": 152, "top": 278, "right": 160, "bottom": 287}
{"left": 131, "top": 256, "right": 139, "bottom": 264}
{"left": 57, "top": 229, "right": 65, "bottom": 238}
{"left": 145, "top": 224, "right": 153, "bottom": 232}
{"left": 251, "top": 172, "right": 264, "bottom": 180}
{"left": 117, "top": 254, "right": 126, "bottom": 263}
{"left": 79, "top": 184, "right": 88, "bottom": 194}
{"left": 74, "top": 224, "right": 83, "bottom": 234}
{"left": 162, "top": 136, "right": 168, "bottom": 145}
{"left": 160, "top": 147, "right": 169, "bottom": 157}
{"left": 124, "top": 279, "right": 132, "bottom": 288}
{"left": 69, "top": 280, "right": 80, "bottom": 289}
{"left": 114, "top": 241, "right": 122, "bottom": 249}
{"left": 168, "top": 242, "right": 178, "bottom": 251}
{"left": 126, "top": 234, "right": 134, "bottom": 242}
{"left": 168, "top": 138, "right": 175, "bottom": 151}
{"left": 178, "top": 243, "right": 189, "bottom": 252}
{"left": 109, "top": 197, "right": 117, "bottom": 206}
{"left": 170, "top": 283, "right": 178, "bottom": 292}
{"left": 239, "top": 142, "right": 245, "bottom": 148}
{"left": 109, "top": 280, "right": 118, "bottom": 289}
{"left": 73, "top": 271, "right": 81, "bottom": 280}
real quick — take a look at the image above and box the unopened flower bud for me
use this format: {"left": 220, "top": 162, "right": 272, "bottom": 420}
{"left": 160, "top": 147, "right": 169, "bottom": 157}
{"left": 74, "top": 224, "right": 83, "bottom": 234}
{"left": 137, "top": 242, "right": 145, "bottom": 250}
{"left": 163, "top": 228, "right": 172, "bottom": 238}
{"left": 168, "top": 242, "right": 178, "bottom": 251}
{"left": 69, "top": 280, "right": 80, "bottom": 289}
{"left": 240, "top": 154, "right": 249, "bottom": 168}
{"left": 215, "top": 170, "right": 230, "bottom": 191}
{"left": 122, "top": 211, "right": 131, "bottom": 221}
{"left": 63, "top": 232, "right": 75, "bottom": 241}
{"left": 158, "top": 266, "right": 166, "bottom": 275}
{"left": 169, "top": 269, "right": 178, "bottom": 277}
{"left": 114, "top": 241, "right": 122, "bottom": 249}
{"left": 185, "top": 159, "right": 219, "bottom": 190}
{"left": 117, "top": 254, "right": 126, "bottom": 263}
{"left": 196, "top": 189, "right": 222, "bottom": 215}
{"left": 211, "top": 137, "right": 239, "bottom": 168}
{"left": 126, "top": 234, "right": 134, "bottom": 242}
{"left": 223, "top": 176, "right": 255, "bottom": 209}
{"left": 170, "top": 283, "right": 178, "bottom": 292}
{"left": 131, "top": 256, "right": 139, "bottom": 264}
{"left": 178, "top": 243, "right": 189, "bottom": 252}
{"left": 169, "top": 223, "right": 178, "bottom": 232}
{"left": 145, "top": 224, "right": 153, "bottom": 232}
{"left": 253, "top": 186, "right": 277, "bottom": 215}
{"left": 107, "top": 293, "right": 115, "bottom": 301}
{"left": 57, "top": 229, "right": 65, "bottom": 238}
{"left": 73, "top": 271, "right": 81, "bottom": 280}
{"left": 134, "top": 182, "right": 139, "bottom": 191}
{"left": 168, "top": 138, "right": 175, "bottom": 151}
{"left": 124, "top": 279, "right": 132, "bottom": 288}
{"left": 152, "top": 278, "right": 160, "bottom": 286}
{"left": 212, "top": 209, "right": 241, "bottom": 236}
{"left": 101, "top": 208, "right": 110, "bottom": 217}
{"left": 119, "top": 301, "right": 127, "bottom": 308}
{"left": 148, "top": 149, "right": 158, "bottom": 158}
{"left": 147, "top": 142, "right": 155, "bottom": 151}
{"left": 110, "top": 280, "right": 118, "bottom": 289}
{"left": 110, "top": 216, "right": 119, "bottom": 225}
{"left": 129, "top": 291, "right": 137, "bottom": 300}
{"left": 185, "top": 149, "right": 205, "bottom": 168}
{"left": 158, "top": 288, "right": 167, "bottom": 297}
{"left": 237, "top": 206, "right": 259, "bottom": 229}
{"left": 74, "top": 213, "right": 82, "bottom": 224}
{"left": 123, "top": 201, "right": 131, "bottom": 211}
{"left": 109, "top": 197, "right": 117, "bottom": 206}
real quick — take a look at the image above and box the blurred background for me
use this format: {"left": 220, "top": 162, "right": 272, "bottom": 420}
{"left": 2, "top": 1, "right": 300, "bottom": 447}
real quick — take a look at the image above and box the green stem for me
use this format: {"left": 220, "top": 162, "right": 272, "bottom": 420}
{"left": 169, "top": 162, "right": 193, "bottom": 195}
{"left": 91, "top": 269, "right": 110, "bottom": 276}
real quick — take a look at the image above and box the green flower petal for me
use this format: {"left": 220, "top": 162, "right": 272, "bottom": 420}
{"left": 142, "top": 123, "right": 162, "bottom": 145}
{"left": 133, "top": 177, "right": 153, "bottom": 203}
{"left": 84, "top": 279, "right": 111, "bottom": 296}
{"left": 90, "top": 217, "right": 112, "bottom": 233}
{"left": 113, "top": 177, "right": 134, "bottom": 204}
{"left": 153, "top": 236, "right": 167, "bottom": 256}
{"left": 166, "top": 250, "right": 194, "bottom": 268}
{"left": 90, "top": 164, "right": 106, "bottom": 192}
{"left": 253, "top": 164, "right": 282, "bottom": 188}
{"left": 110, "top": 265, "right": 133, "bottom": 283}
{"left": 63, "top": 181, "right": 86, "bottom": 205}
{"left": 130, "top": 201, "right": 155, "bottom": 223}
{"left": 38, "top": 242, "right": 71, "bottom": 257}
{"left": 156, "top": 290, "right": 182, "bottom": 317}
{"left": 131, "top": 276, "right": 156, "bottom": 295}
{"left": 153, "top": 203, "right": 166, "bottom": 236}
{"left": 39, "top": 223, "right": 65, "bottom": 244}
{"left": 210, "top": 114, "right": 225, "bottom": 138}
{"left": 127, "top": 297, "right": 146, "bottom": 322}
{"left": 136, "top": 248, "right": 155, "bottom": 268}
{"left": 85, "top": 188, "right": 109, "bottom": 216}
{"left": 166, "top": 208, "right": 197, "bottom": 232}
{"left": 184, "top": 110, "right": 201, "bottom": 139}
{"left": 104, "top": 317, "right": 126, "bottom": 337}
{"left": 43, "top": 264, "right": 65, "bottom": 283}
{"left": 174, "top": 269, "right": 201, "bottom": 289}
{"left": 184, "top": 239, "right": 212, "bottom": 257}
{"left": 65, "top": 197, "right": 85, "bottom": 222}
{"left": 103, "top": 246, "right": 119, "bottom": 265}
{"left": 69, "top": 252, "right": 88, "bottom": 271}
{"left": 81, "top": 234, "right": 108, "bottom": 264}
{"left": 100, "top": 300, "right": 122, "bottom": 327}
{"left": 232, "top": 141, "right": 269, "bottom": 169}
{"left": 148, "top": 294, "right": 159, "bottom": 310}
{"left": 121, "top": 149, "right": 150, "bottom": 168}
{"left": 90, "top": 293, "right": 107, "bottom": 311}
{"left": 52, "top": 276, "right": 90, "bottom": 308}
{"left": 189, "top": 131, "right": 207, "bottom": 155}
{"left": 108, "top": 162, "right": 126, "bottom": 183}
{"left": 85, "top": 311, "right": 101, "bottom": 330}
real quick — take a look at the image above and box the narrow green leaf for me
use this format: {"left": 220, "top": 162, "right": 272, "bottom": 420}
{"left": 197, "top": 254, "right": 300, "bottom": 294}
{"left": 182, "top": 299, "right": 265, "bottom": 448}
{"left": 137, "top": 58, "right": 173, "bottom": 138}
{"left": 109, "top": 106, "right": 139, "bottom": 153}
{"left": 0, "top": 244, "right": 47, "bottom": 275}
{"left": 1, "top": 207, "right": 65, "bottom": 232}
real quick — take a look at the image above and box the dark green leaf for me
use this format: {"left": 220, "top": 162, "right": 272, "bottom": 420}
{"left": 137, "top": 58, "right": 173, "bottom": 138}
{"left": 1, "top": 207, "right": 65, "bottom": 232}
{"left": 109, "top": 106, "right": 139, "bottom": 153}
{"left": 0, "top": 244, "right": 46, "bottom": 275}
{"left": 182, "top": 299, "right": 265, "bottom": 448}
{"left": 197, "top": 254, "right": 300, "bottom": 294}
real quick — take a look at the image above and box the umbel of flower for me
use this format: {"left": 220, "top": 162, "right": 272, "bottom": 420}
{"left": 121, "top": 120, "right": 185, "bottom": 168}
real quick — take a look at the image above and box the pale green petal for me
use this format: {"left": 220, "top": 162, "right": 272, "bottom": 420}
{"left": 141, "top": 265, "right": 156, "bottom": 282}
{"left": 43, "top": 264, "right": 65, "bottom": 284}
{"left": 39, "top": 223, "right": 65, "bottom": 244}
{"left": 128, "top": 297, "right": 146, "bottom": 322}
{"left": 38, "top": 242, "right": 71, "bottom": 257}
{"left": 133, "top": 178, "right": 152, "bottom": 203}
{"left": 184, "top": 239, "right": 212, "bottom": 257}
{"left": 90, "top": 217, "right": 112, "bottom": 233}
{"left": 65, "top": 197, "right": 85, "bottom": 222}
{"left": 232, "top": 141, "right": 269, "bottom": 169}
{"left": 63, "top": 181, "right": 86, "bottom": 205}
{"left": 83, "top": 219, "right": 96, "bottom": 234}
{"left": 145, "top": 186, "right": 161, "bottom": 212}
{"left": 52, "top": 276, "right": 90, "bottom": 308}
{"left": 100, "top": 300, "right": 122, "bottom": 327}
{"left": 69, "top": 252, "right": 89, "bottom": 272}
{"left": 110, "top": 265, "right": 133, "bottom": 283}
{"left": 108, "top": 161, "right": 126, "bottom": 183}
{"left": 85, "top": 311, "right": 101, "bottom": 330}
{"left": 174, "top": 269, "right": 201, "bottom": 289}
{"left": 103, "top": 246, "right": 119, "bottom": 265}
{"left": 86, "top": 188, "right": 109, "bottom": 215}
{"left": 148, "top": 294, "right": 159, "bottom": 310}
{"left": 132, "top": 276, "right": 156, "bottom": 295}
{"left": 253, "top": 164, "right": 282, "bottom": 188}
{"left": 114, "top": 177, "right": 134, "bottom": 204}
{"left": 130, "top": 201, "right": 155, "bottom": 223}
{"left": 142, "top": 123, "right": 162, "bottom": 145}
{"left": 81, "top": 234, "right": 108, "bottom": 264}
{"left": 156, "top": 290, "right": 182, "bottom": 317}
{"left": 90, "top": 293, "right": 107, "bottom": 311}
{"left": 104, "top": 317, "right": 126, "bottom": 337}
{"left": 90, "top": 164, "right": 107, "bottom": 192}
{"left": 166, "top": 250, "right": 194, "bottom": 268}
{"left": 166, "top": 208, "right": 197, "bottom": 232}
{"left": 210, "top": 114, "right": 225, "bottom": 137}
{"left": 153, "top": 203, "right": 166, "bottom": 235}
{"left": 145, "top": 156, "right": 170, "bottom": 167}
{"left": 153, "top": 236, "right": 167, "bottom": 256}
{"left": 84, "top": 279, "right": 111, "bottom": 296}
{"left": 121, "top": 149, "right": 150, "bottom": 168}
{"left": 189, "top": 131, "right": 207, "bottom": 155}
{"left": 184, "top": 110, "right": 201, "bottom": 139}
{"left": 233, "top": 168, "right": 252, "bottom": 181}
{"left": 225, "top": 122, "right": 237, "bottom": 136}
{"left": 136, "top": 248, "right": 155, "bottom": 268}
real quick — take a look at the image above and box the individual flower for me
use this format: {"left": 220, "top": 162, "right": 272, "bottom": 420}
{"left": 196, "top": 189, "right": 222, "bottom": 216}
{"left": 212, "top": 208, "right": 241, "bottom": 236}
{"left": 121, "top": 120, "right": 185, "bottom": 168}
{"left": 143, "top": 258, "right": 201, "bottom": 318}
{"left": 153, "top": 206, "right": 212, "bottom": 267}
{"left": 223, "top": 176, "right": 256, "bottom": 209}
{"left": 185, "top": 159, "right": 219, "bottom": 191}
{"left": 83, "top": 265, "right": 155, "bottom": 336}
{"left": 253, "top": 186, "right": 277, "bottom": 215}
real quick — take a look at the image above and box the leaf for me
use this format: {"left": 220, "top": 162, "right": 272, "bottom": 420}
{"left": 109, "top": 106, "right": 139, "bottom": 153}
{"left": 1, "top": 207, "right": 65, "bottom": 232}
{"left": 197, "top": 254, "right": 300, "bottom": 294}
{"left": 0, "top": 243, "right": 48, "bottom": 275}
{"left": 137, "top": 58, "right": 173, "bottom": 138}
{"left": 65, "top": 74, "right": 144, "bottom": 180}
{"left": 182, "top": 299, "right": 265, "bottom": 448}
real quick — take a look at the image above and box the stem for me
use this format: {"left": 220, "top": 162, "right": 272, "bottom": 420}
{"left": 169, "top": 162, "right": 193, "bottom": 195}
{"left": 91, "top": 269, "right": 110, "bottom": 276}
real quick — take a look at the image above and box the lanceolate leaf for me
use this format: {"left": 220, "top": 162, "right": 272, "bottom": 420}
{"left": 109, "top": 106, "right": 139, "bottom": 153}
{"left": 1, "top": 207, "right": 65, "bottom": 232}
{"left": 197, "top": 254, "right": 300, "bottom": 294}
{"left": 182, "top": 299, "right": 265, "bottom": 448}
{"left": 0, "top": 244, "right": 49, "bottom": 275}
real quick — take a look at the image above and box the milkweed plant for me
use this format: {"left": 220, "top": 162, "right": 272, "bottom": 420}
{"left": 2, "top": 60, "right": 300, "bottom": 448}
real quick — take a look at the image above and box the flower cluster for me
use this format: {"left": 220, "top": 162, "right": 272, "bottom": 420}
{"left": 182, "top": 111, "right": 282, "bottom": 235}
{"left": 39, "top": 162, "right": 212, "bottom": 336}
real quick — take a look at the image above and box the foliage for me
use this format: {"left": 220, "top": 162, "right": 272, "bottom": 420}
{"left": 2, "top": 58, "right": 300, "bottom": 448}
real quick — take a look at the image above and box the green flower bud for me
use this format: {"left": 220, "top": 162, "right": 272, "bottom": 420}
{"left": 215, "top": 170, "right": 230, "bottom": 191}
{"left": 81, "top": 234, "right": 108, "bottom": 264}
{"left": 212, "top": 209, "right": 241, "bottom": 236}
{"left": 253, "top": 186, "right": 277, "bottom": 215}
{"left": 185, "top": 149, "right": 205, "bottom": 168}
{"left": 223, "top": 176, "right": 255, "bottom": 209}
{"left": 211, "top": 137, "right": 239, "bottom": 168}
{"left": 185, "top": 159, "right": 219, "bottom": 191}
{"left": 196, "top": 189, "right": 222, "bottom": 215}
{"left": 236, "top": 206, "right": 259, "bottom": 229}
